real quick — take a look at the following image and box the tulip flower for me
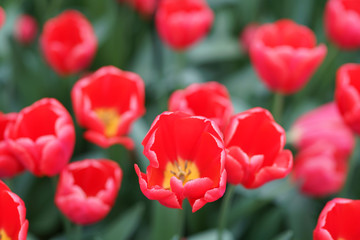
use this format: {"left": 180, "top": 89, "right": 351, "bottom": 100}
{"left": 0, "top": 7, "right": 5, "bottom": 29}
{"left": 6, "top": 98, "right": 75, "bottom": 176}
{"left": 289, "top": 102, "right": 355, "bottom": 158}
{"left": 239, "top": 23, "right": 259, "bottom": 52}
{"left": 40, "top": 10, "right": 97, "bottom": 75}
{"left": 292, "top": 143, "right": 347, "bottom": 197}
{"left": 314, "top": 198, "right": 360, "bottom": 239}
{"left": 123, "top": 0, "right": 157, "bottom": 17}
{"left": 224, "top": 107, "right": 293, "bottom": 188}
{"left": 0, "top": 112, "right": 24, "bottom": 178}
{"left": 325, "top": 0, "right": 360, "bottom": 49}
{"left": 156, "top": 0, "right": 214, "bottom": 50}
{"left": 55, "top": 159, "right": 122, "bottom": 225}
{"left": 335, "top": 63, "right": 360, "bottom": 135}
{"left": 168, "top": 82, "right": 233, "bottom": 131}
{"left": 250, "top": 19, "right": 327, "bottom": 94}
{"left": 14, "top": 14, "right": 37, "bottom": 45}
{"left": 135, "top": 111, "right": 227, "bottom": 212}
{"left": 0, "top": 180, "right": 28, "bottom": 240}
{"left": 71, "top": 66, "right": 145, "bottom": 149}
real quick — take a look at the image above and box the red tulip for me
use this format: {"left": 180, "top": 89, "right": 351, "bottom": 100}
{"left": 239, "top": 23, "right": 259, "bottom": 52}
{"left": 325, "top": 0, "right": 360, "bottom": 49}
{"left": 224, "top": 107, "right": 293, "bottom": 188}
{"left": 6, "top": 98, "right": 75, "bottom": 176}
{"left": 292, "top": 143, "right": 347, "bottom": 197}
{"left": 0, "top": 112, "right": 24, "bottom": 178}
{"left": 14, "top": 14, "right": 37, "bottom": 45}
{"left": 289, "top": 102, "right": 355, "bottom": 158}
{"left": 135, "top": 111, "right": 226, "bottom": 212}
{"left": 250, "top": 19, "right": 327, "bottom": 94}
{"left": 71, "top": 66, "right": 145, "bottom": 149}
{"left": 55, "top": 159, "right": 122, "bottom": 225}
{"left": 335, "top": 63, "right": 360, "bottom": 134}
{"left": 0, "top": 7, "right": 5, "bottom": 29}
{"left": 40, "top": 10, "right": 97, "bottom": 76}
{"left": 133, "top": 0, "right": 157, "bottom": 16}
{"left": 156, "top": 0, "right": 214, "bottom": 50}
{"left": 314, "top": 198, "right": 360, "bottom": 239}
{"left": 168, "top": 82, "right": 233, "bottom": 130}
{"left": 0, "top": 180, "right": 28, "bottom": 240}
{"left": 123, "top": 0, "right": 157, "bottom": 17}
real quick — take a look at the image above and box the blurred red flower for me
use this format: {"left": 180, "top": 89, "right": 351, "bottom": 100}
{"left": 55, "top": 159, "right": 122, "bottom": 225}
{"left": 168, "top": 82, "right": 233, "bottom": 131}
{"left": 335, "top": 63, "right": 360, "bottom": 134}
{"left": 14, "top": 14, "right": 37, "bottom": 45}
{"left": 6, "top": 98, "right": 75, "bottom": 176}
{"left": 135, "top": 112, "right": 226, "bottom": 212}
{"left": 122, "top": 0, "right": 157, "bottom": 17}
{"left": 156, "top": 0, "right": 214, "bottom": 50}
{"left": 239, "top": 23, "right": 259, "bottom": 52}
{"left": 132, "top": 0, "right": 157, "bottom": 16}
{"left": 224, "top": 107, "right": 293, "bottom": 188}
{"left": 0, "top": 180, "right": 28, "bottom": 240}
{"left": 71, "top": 66, "right": 145, "bottom": 149}
{"left": 289, "top": 102, "right": 355, "bottom": 158}
{"left": 290, "top": 102, "right": 354, "bottom": 197}
{"left": 40, "top": 10, "right": 97, "bottom": 76}
{"left": 0, "top": 112, "right": 24, "bottom": 178}
{"left": 292, "top": 143, "right": 347, "bottom": 197}
{"left": 325, "top": 0, "right": 360, "bottom": 49}
{"left": 0, "top": 7, "right": 5, "bottom": 29}
{"left": 250, "top": 19, "right": 327, "bottom": 94}
{"left": 314, "top": 198, "right": 360, "bottom": 239}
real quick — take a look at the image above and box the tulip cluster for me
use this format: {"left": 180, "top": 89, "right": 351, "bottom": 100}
{"left": 136, "top": 82, "right": 293, "bottom": 211}
{"left": 3, "top": 0, "right": 360, "bottom": 239}
{"left": 290, "top": 103, "right": 354, "bottom": 197}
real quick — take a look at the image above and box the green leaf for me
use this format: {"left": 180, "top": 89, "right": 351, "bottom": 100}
{"left": 272, "top": 231, "right": 294, "bottom": 240}
{"left": 103, "top": 203, "right": 145, "bottom": 240}
{"left": 188, "top": 229, "right": 234, "bottom": 240}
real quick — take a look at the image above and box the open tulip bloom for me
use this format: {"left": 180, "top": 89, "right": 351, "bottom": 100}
{"left": 55, "top": 159, "right": 122, "bottom": 225}
{"left": 314, "top": 198, "right": 360, "bottom": 240}
{"left": 135, "top": 111, "right": 227, "bottom": 212}
{"left": 224, "top": 107, "right": 293, "bottom": 188}
{"left": 250, "top": 19, "right": 327, "bottom": 94}
{"left": 72, "top": 66, "right": 145, "bottom": 149}
{"left": 168, "top": 82, "right": 234, "bottom": 131}
{"left": 0, "top": 112, "right": 24, "bottom": 178}
{"left": 5, "top": 98, "right": 75, "bottom": 177}
{"left": 0, "top": 180, "right": 28, "bottom": 240}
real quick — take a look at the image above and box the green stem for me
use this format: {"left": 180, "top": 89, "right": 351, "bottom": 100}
{"left": 176, "top": 208, "right": 185, "bottom": 240}
{"left": 340, "top": 137, "right": 359, "bottom": 197}
{"left": 272, "top": 93, "right": 284, "bottom": 123}
{"left": 218, "top": 185, "right": 236, "bottom": 240}
{"left": 51, "top": 177, "right": 73, "bottom": 240}
{"left": 73, "top": 224, "right": 83, "bottom": 240}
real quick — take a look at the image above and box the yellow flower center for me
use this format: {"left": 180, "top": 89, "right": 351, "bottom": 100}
{"left": 163, "top": 159, "right": 200, "bottom": 189}
{"left": 94, "top": 108, "right": 121, "bottom": 138}
{"left": 0, "top": 229, "right": 11, "bottom": 240}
